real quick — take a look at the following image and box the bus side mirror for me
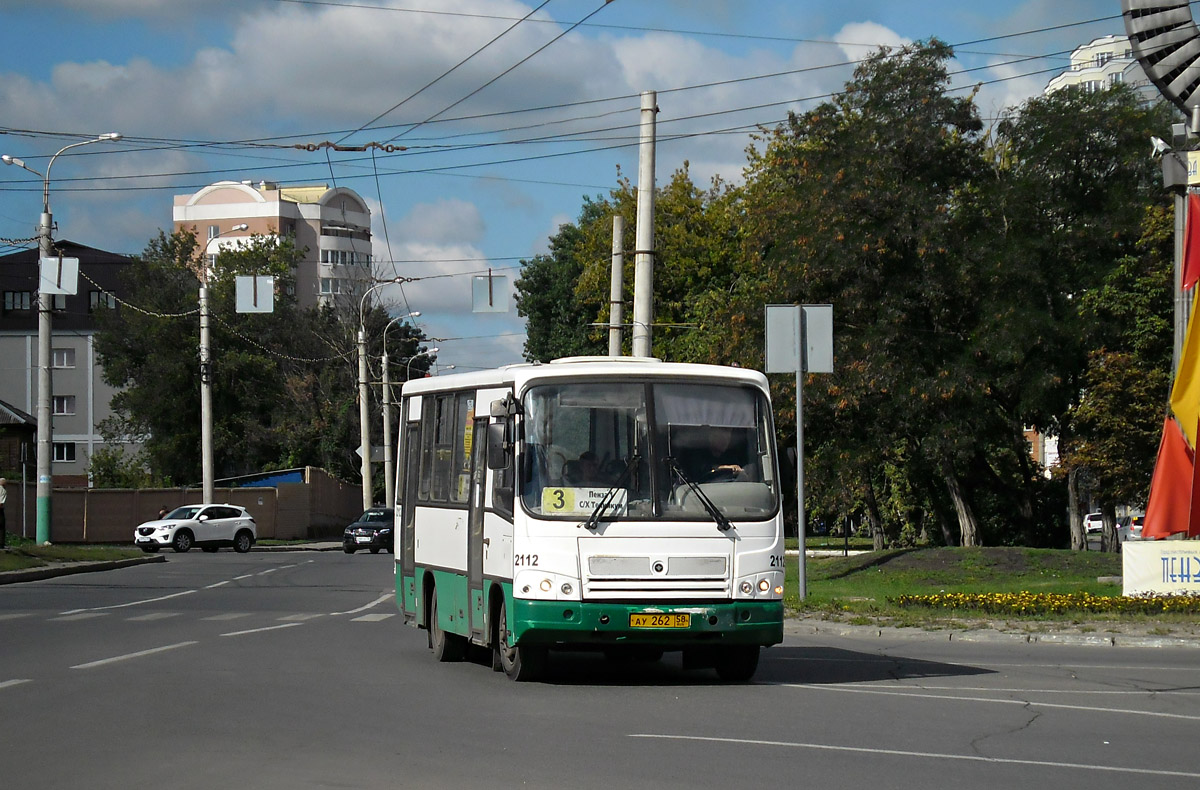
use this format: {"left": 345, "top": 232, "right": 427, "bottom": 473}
{"left": 487, "top": 421, "right": 509, "bottom": 470}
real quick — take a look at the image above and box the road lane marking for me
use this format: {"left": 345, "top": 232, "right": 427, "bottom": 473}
{"left": 849, "top": 683, "right": 1200, "bottom": 696}
{"left": 784, "top": 683, "right": 1200, "bottom": 721}
{"left": 50, "top": 612, "right": 110, "bottom": 622}
{"left": 629, "top": 734, "right": 1200, "bottom": 778}
{"left": 233, "top": 574, "right": 254, "bottom": 580}
{"left": 0, "top": 613, "right": 32, "bottom": 621}
{"left": 60, "top": 589, "right": 196, "bottom": 615}
{"left": 71, "top": 641, "right": 197, "bottom": 670}
{"left": 352, "top": 613, "right": 396, "bottom": 622}
{"left": 330, "top": 592, "right": 393, "bottom": 617}
{"left": 278, "top": 613, "right": 323, "bottom": 621}
{"left": 1, "top": 679, "right": 32, "bottom": 690}
{"left": 127, "top": 613, "right": 181, "bottom": 622}
{"left": 205, "top": 581, "right": 229, "bottom": 589}
{"left": 220, "top": 622, "right": 303, "bottom": 637}
{"left": 257, "top": 568, "right": 277, "bottom": 576}
{"left": 202, "top": 613, "right": 253, "bottom": 621}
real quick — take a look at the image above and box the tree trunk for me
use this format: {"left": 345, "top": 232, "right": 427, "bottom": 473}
{"left": 943, "top": 467, "right": 981, "bottom": 547}
{"left": 1067, "top": 466, "right": 1086, "bottom": 551}
{"left": 864, "top": 479, "right": 885, "bottom": 551}
{"left": 1100, "top": 501, "right": 1120, "bottom": 553}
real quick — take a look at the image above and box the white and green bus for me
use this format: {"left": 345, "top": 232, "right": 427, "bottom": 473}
{"left": 393, "top": 356, "right": 785, "bottom": 681}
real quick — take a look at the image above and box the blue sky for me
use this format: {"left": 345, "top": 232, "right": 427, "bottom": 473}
{"left": 0, "top": 0, "right": 1130, "bottom": 373}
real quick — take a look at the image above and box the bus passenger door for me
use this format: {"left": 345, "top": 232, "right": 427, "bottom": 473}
{"left": 400, "top": 422, "right": 420, "bottom": 623}
{"left": 467, "top": 416, "right": 489, "bottom": 643}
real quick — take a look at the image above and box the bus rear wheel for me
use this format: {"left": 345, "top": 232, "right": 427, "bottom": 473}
{"left": 496, "top": 599, "right": 546, "bottom": 682}
{"left": 429, "top": 587, "right": 466, "bottom": 662}
{"left": 714, "top": 645, "right": 759, "bottom": 682}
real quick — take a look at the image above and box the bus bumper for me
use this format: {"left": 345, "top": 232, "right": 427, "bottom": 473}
{"left": 512, "top": 599, "right": 783, "bottom": 648}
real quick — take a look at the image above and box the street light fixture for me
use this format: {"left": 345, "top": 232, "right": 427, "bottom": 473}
{"left": 381, "top": 311, "right": 420, "bottom": 507}
{"left": 406, "top": 347, "right": 440, "bottom": 381}
{"left": 199, "top": 224, "right": 249, "bottom": 504}
{"left": 3, "top": 132, "right": 121, "bottom": 544}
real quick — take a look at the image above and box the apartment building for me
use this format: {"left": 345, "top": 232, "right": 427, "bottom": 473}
{"left": 1044, "top": 34, "right": 1156, "bottom": 102}
{"left": 173, "top": 181, "right": 373, "bottom": 309}
{"left": 0, "top": 241, "right": 134, "bottom": 485}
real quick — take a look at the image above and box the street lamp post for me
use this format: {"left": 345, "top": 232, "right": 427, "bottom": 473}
{"left": 199, "top": 224, "right": 249, "bottom": 504}
{"left": 3, "top": 133, "right": 121, "bottom": 544}
{"left": 406, "top": 347, "right": 439, "bottom": 382}
{"left": 382, "top": 311, "right": 420, "bottom": 508}
{"left": 357, "top": 279, "right": 404, "bottom": 510}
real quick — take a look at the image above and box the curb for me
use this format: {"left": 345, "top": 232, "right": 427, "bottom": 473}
{"left": 785, "top": 618, "right": 1200, "bottom": 649}
{"left": 0, "top": 554, "right": 166, "bottom": 585}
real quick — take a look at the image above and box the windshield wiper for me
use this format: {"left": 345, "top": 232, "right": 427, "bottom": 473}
{"left": 668, "top": 458, "right": 733, "bottom": 532}
{"left": 580, "top": 454, "right": 639, "bottom": 531}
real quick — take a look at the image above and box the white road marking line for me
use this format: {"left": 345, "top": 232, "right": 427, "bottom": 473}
{"left": 0, "top": 679, "right": 33, "bottom": 690}
{"left": 278, "top": 613, "right": 323, "bottom": 621}
{"left": 127, "top": 613, "right": 181, "bottom": 622}
{"left": 201, "top": 612, "right": 253, "bottom": 621}
{"left": 0, "top": 613, "right": 32, "bottom": 621}
{"left": 277, "top": 564, "right": 298, "bottom": 570}
{"left": 60, "top": 589, "right": 196, "bottom": 615}
{"left": 840, "top": 683, "right": 1200, "bottom": 696}
{"left": 352, "top": 613, "right": 395, "bottom": 622}
{"left": 71, "top": 641, "right": 197, "bottom": 670}
{"left": 205, "top": 580, "right": 229, "bottom": 589}
{"left": 628, "top": 734, "right": 1200, "bottom": 779}
{"left": 220, "top": 622, "right": 303, "bottom": 637}
{"left": 330, "top": 592, "right": 393, "bottom": 617}
{"left": 50, "top": 612, "right": 110, "bottom": 622}
{"left": 776, "top": 655, "right": 1200, "bottom": 672}
{"left": 784, "top": 683, "right": 1200, "bottom": 721}
{"left": 257, "top": 568, "right": 277, "bottom": 576}
{"left": 233, "top": 574, "right": 254, "bottom": 580}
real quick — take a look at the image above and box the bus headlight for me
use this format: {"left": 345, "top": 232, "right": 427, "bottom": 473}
{"left": 539, "top": 579, "right": 552, "bottom": 592}
{"left": 758, "top": 579, "right": 770, "bottom": 592}
{"left": 740, "top": 581, "right": 753, "bottom": 594}
{"left": 561, "top": 582, "right": 573, "bottom": 595}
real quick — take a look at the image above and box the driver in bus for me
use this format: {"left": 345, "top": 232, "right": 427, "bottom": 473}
{"left": 682, "top": 426, "right": 752, "bottom": 482}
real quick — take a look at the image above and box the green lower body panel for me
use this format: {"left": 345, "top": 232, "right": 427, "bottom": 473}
{"left": 510, "top": 599, "right": 783, "bottom": 649}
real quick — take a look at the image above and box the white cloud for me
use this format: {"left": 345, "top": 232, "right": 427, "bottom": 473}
{"left": 395, "top": 199, "right": 485, "bottom": 246}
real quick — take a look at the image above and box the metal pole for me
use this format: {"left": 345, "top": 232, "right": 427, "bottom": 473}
{"left": 382, "top": 350, "right": 394, "bottom": 508}
{"left": 795, "top": 309, "right": 807, "bottom": 600}
{"left": 35, "top": 210, "right": 53, "bottom": 543}
{"left": 631, "top": 90, "right": 657, "bottom": 358}
{"left": 358, "top": 328, "right": 372, "bottom": 509}
{"left": 608, "top": 214, "right": 625, "bottom": 356}
{"left": 1175, "top": 187, "right": 1188, "bottom": 375}
{"left": 200, "top": 283, "right": 214, "bottom": 504}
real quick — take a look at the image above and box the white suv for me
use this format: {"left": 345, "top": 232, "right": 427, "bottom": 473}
{"left": 134, "top": 504, "right": 256, "bottom": 554}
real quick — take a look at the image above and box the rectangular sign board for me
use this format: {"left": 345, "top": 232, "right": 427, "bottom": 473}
{"left": 40, "top": 256, "right": 79, "bottom": 295}
{"left": 235, "top": 275, "right": 274, "bottom": 313}
{"left": 1123, "top": 540, "right": 1200, "bottom": 596}
{"left": 765, "top": 304, "right": 833, "bottom": 373}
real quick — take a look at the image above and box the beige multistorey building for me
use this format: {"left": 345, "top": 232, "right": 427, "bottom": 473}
{"left": 1044, "top": 34, "right": 1156, "bottom": 101}
{"left": 173, "top": 180, "right": 373, "bottom": 308}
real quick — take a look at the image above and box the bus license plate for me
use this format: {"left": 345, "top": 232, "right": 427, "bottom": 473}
{"left": 629, "top": 613, "right": 690, "bottom": 628}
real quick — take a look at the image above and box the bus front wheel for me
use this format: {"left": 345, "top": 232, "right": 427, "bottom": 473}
{"left": 429, "top": 587, "right": 465, "bottom": 662}
{"left": 715, "top": 645, "right": 759, "bottom": 682}
{"left": 496, "top": 600, "right": 546, "bottom": 682}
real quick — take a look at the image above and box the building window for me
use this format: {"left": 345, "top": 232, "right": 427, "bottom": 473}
{"left": 53, "top": 442, "right": 76, "bottom": 463}
{"left": 3, "top": 291, "right": 32, "bottom": 311}
{"left": 51, "top": 293, "right": 66, "bottom": 312}
{"left": 89, "top": 290, "right": 117, "bottom": 311}
{"left": 1109, "top": 72, "right": 1124, "bottom": 86}
{"left": 52, "top": 395, "right": 76, "bottom": 416}
{"left": 52, "top": 348, "right": 76, "bottom": 368}
{"left": 1081, "top": 80, "right": 1102, "bottom": 94}
{"left": 320, "top": 277, "right": 345, "bottom": 294}
{"left": 208, "top": 225, "right": 220, "bottom": 240}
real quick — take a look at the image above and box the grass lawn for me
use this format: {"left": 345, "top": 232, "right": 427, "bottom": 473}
{"left": 0, "top": 537, "right": 144, "bottom": 573}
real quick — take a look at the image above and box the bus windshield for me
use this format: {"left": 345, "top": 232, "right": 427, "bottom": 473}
{"left": 520, "top": 380, "right": 777, "bottom": 521}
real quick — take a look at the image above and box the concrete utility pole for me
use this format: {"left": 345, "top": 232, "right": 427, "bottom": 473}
{"left": 380, "top": 310, "right": 419, "bottom": 509}
{"left": 3, "top": 133, "right": 121, "bottom": 543}
{"left": 199, "top": 224, "right": 248, "bottom": 505}
{"left": 608, "top": 214, "right": 624, "bottom": 356}
{"left": 631, "top": 90, "right": 657, "bottom": 358}
{"left": 358, "top": 326, "right": 372, "bottom": 510}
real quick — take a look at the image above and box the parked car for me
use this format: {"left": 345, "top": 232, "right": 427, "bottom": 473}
{"left": 1084, "top": 512, "right": 1104, "bottom": 534}
{"left": 134, "top": 504, "right": 256, "bottom": 553}
{"left": 1118, "top": 514, "right": 1145, "bottom": 541}
{"left": 343, "top": 508, "right": 394, "bottom": 554}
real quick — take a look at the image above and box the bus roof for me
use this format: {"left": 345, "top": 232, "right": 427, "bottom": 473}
{"left": 399, "top": 356, "right": 769, "bottom": 397}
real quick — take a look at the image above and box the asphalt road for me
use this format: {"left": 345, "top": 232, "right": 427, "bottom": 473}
{"left": 2, "top": 550, "right": 1199, "bottom": 790}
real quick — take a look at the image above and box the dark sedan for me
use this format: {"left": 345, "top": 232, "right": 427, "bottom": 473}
{"left": 343, "top": 508, "right": 394, "bottom": 554}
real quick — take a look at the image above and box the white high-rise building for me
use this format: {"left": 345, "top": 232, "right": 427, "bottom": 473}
{"left": 174, "top": 181, "right": 373, "bottom": 309}
{"left": 1045, "top": 34, "right": 1156, "bottom": 102}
